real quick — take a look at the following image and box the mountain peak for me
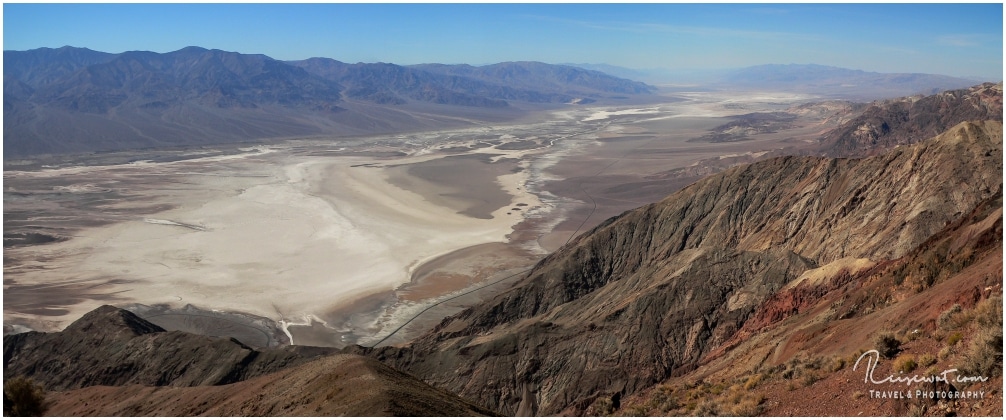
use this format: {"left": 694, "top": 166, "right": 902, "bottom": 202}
{"left": 63, "top": 305, "right": 165, "bottom": 338}
{"left": 173, "top": 45, "right": 208, "bottom": 54}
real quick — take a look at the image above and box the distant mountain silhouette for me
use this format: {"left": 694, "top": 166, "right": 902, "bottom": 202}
{"left": 721, "top": 64, "right": 984, "bottom": 99}
{"left": 3, "top": 46, "right": 116, "bottom": 88}
{"left": 411, "top": 61, "right": 655, "bottom": 96}
{"left": 3, "top": 46, "right": 656, "bottom": 157}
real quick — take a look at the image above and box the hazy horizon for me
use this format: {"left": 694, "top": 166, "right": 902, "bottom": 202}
{"left": 3, "top": 3, "right": 1002, "bottom": 81}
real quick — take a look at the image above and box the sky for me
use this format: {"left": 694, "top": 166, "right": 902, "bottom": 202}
{"left": 2, "top": 2, "right": 1003, "bottom": 80}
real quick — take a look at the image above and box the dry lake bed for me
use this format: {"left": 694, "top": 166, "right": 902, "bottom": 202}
{"left": 3, "top": 91, "right": 849, "bottom": 347}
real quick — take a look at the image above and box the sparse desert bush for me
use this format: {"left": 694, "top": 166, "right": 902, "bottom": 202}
{"left": 829, "top": 356, "right": 847, "bottom": 372}
{"left": 893, "top": 354, "right": 918, "bottom": 373}
{"left": 585, "top": 396, "right": 614, "bottom": 416}
{"left": 947, "top": 331, "right": 964, "bottom": 346}
{"left": 725, "top": 385, "right": 744, "bottom": 404}
{"left": 973, "top": 296, "right": 1002, "bottom": 328}
{"left": 732, "top": 396, "right": 760, "bottom": 414}
{"left": 902, "top": 328, "right": 923, "bottom": 342}
{"left": 875, "top": 333, "right": 902, "bottom": 358}
{"left": 692, "top": 399, "right": 720, "bottom": 416}
{"left": 622, "top": 405, "right": 648, "bottom": 416}
{"left": 801, "top": 371, "right": 820, "bottom": 386}
{"left": 659, "top": 378, "right": 767, "bottom": 417}
{"left": 708, "top": 383, "right": 725, "bottom": 396}
{"left": 938, "top": 304, "right": 963, "bottom": 330}
{"left": 802, "top": 356, "right": 824, "bottom": 371}
{"left": 743, "top": 373, "right": 764, "bottom": 390}
{"left": 938, "top": 345, "right": 954, "bottom": 361}
{"left": 852, "top": 390, "right": 865, "bottom": 400}
{"left": 918, "top": 353, "right": 937, "bottom": 368}
{"left": 3, "top": 376, "right": 48, "bottom": 417}
{"left": 959, "top": 321, "right": 1003, "bottom": 378}
{"left": 651, "top": 391, "right": 679, "bottom": 413}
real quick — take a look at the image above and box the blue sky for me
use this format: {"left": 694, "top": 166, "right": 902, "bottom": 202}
{"left": 3, "top": 3, "right": 1003, "bottom": 80}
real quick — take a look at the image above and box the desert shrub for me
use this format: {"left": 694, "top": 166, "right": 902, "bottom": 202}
{"left": 585, "top": 396, "right": 614, "bottom": 416}
{"left": 947, "top": 331, "right": 964, "bottom": 346}
{"left": 959, "top": 323, "right": 1003, "bottom": 378}
{"left": 730, "top": 396, "right": 764, "bottom": 416}
{"left": 622, "top": 405, "right": 648, "bottom": 417}
{"left": 691, "top": 399, "right": 720, "bottom": 416}
{"left": 830, "top": 356, "right": 847, "bottom": 372}
{"left": 893, "top": 355, "right": 918, "bottom": 373}
{"left": 902, "top": 328, "right": 923, "bottom": 342}
{"left": 725, "top": 385, "right": 744, "bottom": 404}
{"left": 875, "top": 333, "right": 902, "bottom": 358}
{"left": 938, "top": 304, "right": 963, "bottom": 329}
{"left": 3, "top": 377, "right": 48, "bottom": 417}
{"left": 938, "top": 346, "right": 954, "bottom": 361}
{"left": 801, "top": 371, "right": 820, "bottom": 386}
{"left": 650, "top": 391, "right": 679, "bottom": 413}
{"left": 973, "top": 296, "right": 1002, "bottom": 328}
{"left": 743, "top": 373, "right": 763, "bottom": 390}
{"left": 917, "top": 353, "right": 937, "bottom": 367}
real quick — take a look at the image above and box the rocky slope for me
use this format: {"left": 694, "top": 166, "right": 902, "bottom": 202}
{"left": 4, "top": 305, "right": 495, "bottom": 416}
{"left": 619, "top": 187, "right": 1002, "bottom": 416}
{"left": 45, "top": 353, "right": 495, "bottom": 416}
{"left": 352, "top": 120, "right": 1002, "bottom": 415}
{"left": 2, "top": 305, "right": 337, "bottom": 390}
{"left": 819, "top": 82, "right": 1002, "bottom": 157}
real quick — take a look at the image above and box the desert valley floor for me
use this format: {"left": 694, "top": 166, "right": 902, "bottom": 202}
{"left": 4, "top": 90, "right": 848, "bottom": 348}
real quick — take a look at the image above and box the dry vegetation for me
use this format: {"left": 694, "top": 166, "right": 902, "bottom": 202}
{"left": 611, "top": 293, "right": 1003, "bottom": 417}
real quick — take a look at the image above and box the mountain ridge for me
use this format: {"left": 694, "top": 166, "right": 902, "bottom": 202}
{"left": 3, "top": 305, "right": 496, "bottom": 416}
{"left": 4, "top": 46, "right": 657, "bottom": 157}
{"left": 3, "top": 305, "right": 340, "bottom": 391}
{"left": 351, "top": 119, "right": 1002, "bottom": 415}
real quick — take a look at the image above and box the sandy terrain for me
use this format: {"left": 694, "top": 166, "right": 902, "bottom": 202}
{"left": 4, "top": 90, "right": 852, "bottom": 347}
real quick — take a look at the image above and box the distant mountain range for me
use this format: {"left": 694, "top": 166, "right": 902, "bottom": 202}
{"left": 720, "top": 64, "right": 984, "bottom": 99}
{"left": 2, "top": 46, "right": 995, "bottom": 157}
{"left": 3, "top": 46, "right": 656, "bottom": 157}
{"left": 571, "top": 62, "right": 985, "bottom": 99}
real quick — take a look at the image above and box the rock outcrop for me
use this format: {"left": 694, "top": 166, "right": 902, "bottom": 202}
{"left": 819, "top": 82, "right": 1002, "bottom": 157}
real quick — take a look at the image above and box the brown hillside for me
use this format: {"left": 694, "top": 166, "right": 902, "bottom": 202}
{"left": 819, "top": 82, "right": 1002, "bottom": 157}
{"left": 46, "top": 353, "right": 496, "bottom": 416}
{"left": 3, "top": 305, "right": 338, "bottom": 390}
{"left": 355, "top": 120, "right": 1002, "bottom": 415}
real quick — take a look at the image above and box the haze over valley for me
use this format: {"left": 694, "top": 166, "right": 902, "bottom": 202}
{"left": 3, "top": 3, "right": 1003, "bottom": 417}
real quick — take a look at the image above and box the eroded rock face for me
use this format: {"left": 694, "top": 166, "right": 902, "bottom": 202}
{"left": 358, "top": 120, "right": 1002, "bottom": 415}
{"left": 820, "top": 82, "right": 1003, "bottom": 157}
